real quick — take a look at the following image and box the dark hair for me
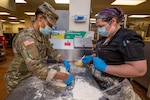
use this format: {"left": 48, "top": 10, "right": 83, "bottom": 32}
{"left": 35, "top": 8, "right": 44, "bottom": 19}
{"left": 96, "top": 7, "right": 124, "bottom": 23}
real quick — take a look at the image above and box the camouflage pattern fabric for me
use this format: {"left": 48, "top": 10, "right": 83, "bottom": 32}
{"left": 38, "top": 2, "right": 59, "bottom": 25}
{"left": 4, "top": 26, "right": 59, "bottom": 93}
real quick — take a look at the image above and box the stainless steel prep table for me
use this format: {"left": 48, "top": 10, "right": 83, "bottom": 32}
{"left": 6, "top": 63, "right": 104, "bottom": 100}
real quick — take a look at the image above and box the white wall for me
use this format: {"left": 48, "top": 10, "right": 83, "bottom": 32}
{"left": 69, "top": 0, "right": 91, "bottom": 31}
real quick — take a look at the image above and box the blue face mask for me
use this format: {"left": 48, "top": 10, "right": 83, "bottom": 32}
{"left": 40, "top": 25, "right": 52, "bottom": 35}
{"left": 98, "top": 26, "right": 109, "bottom": 37}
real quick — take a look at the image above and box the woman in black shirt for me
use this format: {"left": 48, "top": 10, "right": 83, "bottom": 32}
{"left": 82, "top": 7, "right": 147, "bottom": 100}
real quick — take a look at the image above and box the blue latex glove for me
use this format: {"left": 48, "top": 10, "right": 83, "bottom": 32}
{"left": 93, "top": 57, "right": 107, "bottom": 72}
{"left": 82, "top": 55, "right": 93, "bottom": 64}
{"left": 63, "top": 60, "right": 70, "bottom": 71}
{"left": 64, "top": 74, "right": 73, "bottom": 85}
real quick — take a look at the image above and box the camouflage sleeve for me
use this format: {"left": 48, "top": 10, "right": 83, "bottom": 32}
{"left": 45, "top": 38, "right": 61, "bottom": 61}
{"left": 17, "top": 36, "right": 57, "bottom": 82}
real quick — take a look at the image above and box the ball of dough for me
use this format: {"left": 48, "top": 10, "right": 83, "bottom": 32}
{"left": 74, "top": 60, "right": 83, "bottom": 67}
{"left": 55, "top": 81, "right": 67, "bottom": 88}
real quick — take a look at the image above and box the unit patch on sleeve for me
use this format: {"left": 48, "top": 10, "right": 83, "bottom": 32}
{"left": 23, "top": 39, "right": 35, "bottom": 46}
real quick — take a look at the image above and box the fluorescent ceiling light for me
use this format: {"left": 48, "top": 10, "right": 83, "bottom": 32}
{"left": 10, "top": 22, "right": 20, "bottom": 24}
{"left": 129, "top": 15, "right": 150, "bottom": 18}
{"left": 54, "top": 0, "right": 69, "bottom": 4}
{"left": 90, "top": 18, "right": 96, "bottom": 21}
{"left": 20, "top": 20, "right": 25, "bottom": 22}
{"left": 15, "top": 0, "right": 27, "bottom": 3}
{"left": 90, "top": 18, "right": 96, "bottom": 23}
{"left": 24, "top": 12, "right": 35, "bottom": 16}
{"left": 111, "top": 0, "right": 146, "bottom": 6}
{"left": 8, "top": 17, "right": 17, "bottom": 19}
{"left": 0, "top": 20, "right": 6, "bottom": 22}
{"left": 95, "top": 14, "right": 98, "bottom": 17}
{"left": 0, "top": 12, "right": 10, "bottom": 15}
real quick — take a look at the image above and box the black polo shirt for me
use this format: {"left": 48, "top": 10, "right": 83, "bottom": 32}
{"left": 96, "top": 27, "right": 145, "bottom": 65}
{"left": 94, "top": 27, "right": 146, "bottom": 90}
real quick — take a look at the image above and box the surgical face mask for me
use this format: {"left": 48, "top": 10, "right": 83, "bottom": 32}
{"left": 98, "top": 26, "right": 109, "bottom": 37}
{"left": 40, "top": 25, "right": 52, "bottom": 35}
{"left": 97, "top": 20, "right": 113, "bottom": 37}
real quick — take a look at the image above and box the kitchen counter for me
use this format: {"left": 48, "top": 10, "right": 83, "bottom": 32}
{"left": 6, "top": 63, "right": 104, "bottom": 100}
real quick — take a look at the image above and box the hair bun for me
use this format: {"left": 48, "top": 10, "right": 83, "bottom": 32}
{"left": 117, "top": 8, "right": 124, "bottom": 20}
{"left": 96, "top": 7, "right": 124, "bottom": 21}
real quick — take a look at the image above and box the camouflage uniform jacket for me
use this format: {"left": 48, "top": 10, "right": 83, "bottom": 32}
{"left": 4, "top": 26, "right": 59, "bottom": 91}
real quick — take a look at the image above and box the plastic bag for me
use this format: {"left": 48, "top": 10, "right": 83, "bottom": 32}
{"left": 88, "top": 65, "right": 141, "bottom": 100}
{"left": 103, "top": 79, "right": 141, "bottom": 100}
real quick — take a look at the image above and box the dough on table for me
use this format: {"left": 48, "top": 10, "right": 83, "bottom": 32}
{"left": 54, "top": 81, "right": 67, "bottom": 87}
{"left": 74, "top": 60, "right": 83, "bottom": 67}
{"left": 54, "top": 66, "right": 68, "bottom": 88}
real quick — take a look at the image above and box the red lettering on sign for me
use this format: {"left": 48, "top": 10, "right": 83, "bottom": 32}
{"left": 64, "top": 42, "right": 70, "bottom": 46}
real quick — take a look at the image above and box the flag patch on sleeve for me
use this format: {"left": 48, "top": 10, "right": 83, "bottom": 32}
{"left": 23, "top": 39, "right": 35, "bottom": 46}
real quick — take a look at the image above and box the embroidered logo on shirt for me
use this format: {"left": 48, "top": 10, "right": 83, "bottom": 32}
{"left": 23, "top": 39, "right": 35, "bottom": 46}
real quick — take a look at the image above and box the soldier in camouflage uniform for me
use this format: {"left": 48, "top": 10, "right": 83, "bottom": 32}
{"left": 4, "top": 2, "right": 73, "bottom": 94}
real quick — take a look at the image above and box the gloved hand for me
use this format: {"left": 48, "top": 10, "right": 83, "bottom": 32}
{"left": 64, "top": 74, "right": 73, "bottom": 85}
{"left": 82, "top": 55, "right": 93, "bottom": 64}
{"left": 93, "top": 57, "right": 107, "bottom": 72}
{"left": 63, "top": 60, "right": 70, "bottom": 71}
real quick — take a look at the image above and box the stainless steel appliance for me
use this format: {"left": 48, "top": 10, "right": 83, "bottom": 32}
{"left": 49, "top": 38, "right": 93, "bottom": 61}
